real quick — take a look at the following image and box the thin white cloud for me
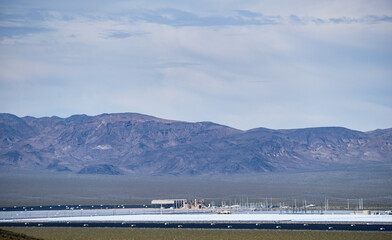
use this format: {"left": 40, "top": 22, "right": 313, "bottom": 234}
{"left": 0, "top": 1, "right": 391, "bottom": 131}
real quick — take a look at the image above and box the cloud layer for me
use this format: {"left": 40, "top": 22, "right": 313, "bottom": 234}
{"left": 0, "top": 0, "right": 391, "bottom": 131}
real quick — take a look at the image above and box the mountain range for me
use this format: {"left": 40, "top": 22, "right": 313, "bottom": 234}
{"left": 0, "top": 113, "right": 391, "bottom": 175}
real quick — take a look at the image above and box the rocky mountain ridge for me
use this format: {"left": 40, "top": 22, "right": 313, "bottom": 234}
{"left": 0, "top": 113, "right": 391, "bottom": 175}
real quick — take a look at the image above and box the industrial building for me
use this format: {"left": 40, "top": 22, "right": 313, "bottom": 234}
{"left": 151, "top": 199, "right": 206, "bottom": 209}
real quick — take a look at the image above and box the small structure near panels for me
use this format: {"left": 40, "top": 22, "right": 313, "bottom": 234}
{"left": 151, "top": 199, "right": 205, "bottom": 209}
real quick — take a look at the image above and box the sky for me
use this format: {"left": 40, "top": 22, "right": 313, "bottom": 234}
{"left": 0, "top": 0, "right": 391, "bottom": 131}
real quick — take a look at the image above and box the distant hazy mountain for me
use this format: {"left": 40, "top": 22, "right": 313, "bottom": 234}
{"left": 0, "top": 113, "right": 391, "bottom": 175}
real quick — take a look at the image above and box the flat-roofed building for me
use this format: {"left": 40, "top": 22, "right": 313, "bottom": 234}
{"left": 151, "top": 199, "right": 187, "bottom": 208}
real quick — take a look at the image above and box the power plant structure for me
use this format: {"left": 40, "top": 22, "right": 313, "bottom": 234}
{"left": 151, "top": 199, "right": 206, "bottom": 209}
{"left": 149, "top": 197, "right": 374, "bottom": 214}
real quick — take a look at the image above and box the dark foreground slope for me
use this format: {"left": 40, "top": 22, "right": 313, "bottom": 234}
{"left": 0, "top": 113, "right": 391, "bottom": 175}
{"left": 0, "top": 228, "right": 43, "bottom": 240}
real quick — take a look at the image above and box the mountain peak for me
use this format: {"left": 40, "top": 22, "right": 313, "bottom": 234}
{"left": 0, "top": 112, "right": 391, "bottom": 175}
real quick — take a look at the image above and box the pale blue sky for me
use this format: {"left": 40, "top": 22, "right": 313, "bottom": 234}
{"left": 0, "top": 0, "right": 391, "bottom": 131}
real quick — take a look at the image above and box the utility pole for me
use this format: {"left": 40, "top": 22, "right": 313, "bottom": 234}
{"left": 325, "top": 198, "right": 328, "bottom": 211}
{"left": 279, "top": 202, "right": 282, "bottom": 214}
{"left": 293, "top": 199, "right": 296, "bottom": 213}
